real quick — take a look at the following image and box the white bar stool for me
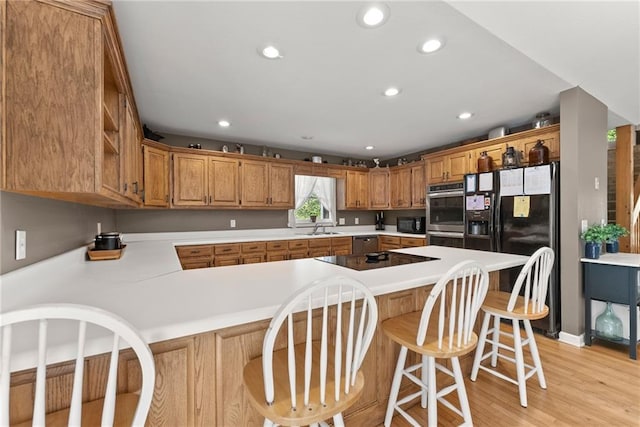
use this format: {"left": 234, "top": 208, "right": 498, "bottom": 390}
{"left": 382, "top": 260, "right": 489, "bottom": 427}
{"left": 470, "top": 246, "right": 554, "bottom": 407}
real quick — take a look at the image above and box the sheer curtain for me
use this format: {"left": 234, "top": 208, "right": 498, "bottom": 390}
{"left": 314, "top": 178, "right": 336, "bottom": 225}
{"left": 288, "top": 175, "right": 318, "bottom": 227}
{"left": 288, "top": 175, "right": 337, "bottom": 227}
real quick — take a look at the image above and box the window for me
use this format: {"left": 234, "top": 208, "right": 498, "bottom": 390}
{"left": 289, "top": 175, "right": 336, "bottom": 227}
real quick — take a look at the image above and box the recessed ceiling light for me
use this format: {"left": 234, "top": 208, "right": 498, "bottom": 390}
{"left": 383, "top": 87, "right": 401, "bottom": 97}
{"left": 218, "top": 120, "right": 231, "bottom": 127}
{"left": 357, "top": 3, "right": 390, "bottom": 28}
{"left": 259, "top": 45, "right": 282, "bottom": 59}
{"left": 457, "top": 112, "right": 473, "bottom": 120}
{"left": 365, "top": 145, "right": 375, "bottom": 150}
{"left": 418, "top": 38, "right": 443, "bottom": 54}
{"left": 301, "top": 135, "right": 314, "bottom": 140}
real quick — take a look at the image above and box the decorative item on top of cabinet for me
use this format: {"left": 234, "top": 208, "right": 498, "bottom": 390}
{"left": 369, "top": 168, "right": 390, "bottom": 209}
{"left": 477, "top": 151, "right": 493, "bottom": 173}
{"left": 4, "top": 0, "right": 142, "bottom": 207}
{"left": 142, "top": 141, "right": 169, "bottom": 207}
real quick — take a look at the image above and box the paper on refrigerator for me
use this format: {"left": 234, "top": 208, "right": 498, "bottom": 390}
{"left": 499, "top": 168, "right": 524, "bottom": 196}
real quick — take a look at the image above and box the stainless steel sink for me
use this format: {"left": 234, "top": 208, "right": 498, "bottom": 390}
{"left": 307, "top": 231, "right": 342, "bottom": 236}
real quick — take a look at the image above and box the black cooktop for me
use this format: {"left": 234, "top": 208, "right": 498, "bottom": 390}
{"left": 316, "top": 252, "right": 439, "bottom": 271}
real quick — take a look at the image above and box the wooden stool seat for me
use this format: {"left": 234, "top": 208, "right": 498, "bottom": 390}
{"left": 13, "top": 392, "right": 140, "bottom": 427}
{"left": 482, "top": 290, "right": 550, "bottom": 320}
{"left": 382, "top": 311, "right": 478, "bottom": 358}
{"left": 244, "top": 342, "right": 365, "bottom": 426}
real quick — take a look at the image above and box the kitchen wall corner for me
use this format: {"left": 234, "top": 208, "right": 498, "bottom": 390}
{"left": 0, "top": 191, "right": 116, "bottom": 274}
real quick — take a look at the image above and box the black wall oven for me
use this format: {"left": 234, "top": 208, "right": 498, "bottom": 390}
{"left": 426, "top": 181, "right": 464, "bottom": 245}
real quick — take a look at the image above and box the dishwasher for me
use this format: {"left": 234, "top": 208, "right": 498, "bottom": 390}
{"left": 352, "top": 235, "right": 379, "bottom": 255}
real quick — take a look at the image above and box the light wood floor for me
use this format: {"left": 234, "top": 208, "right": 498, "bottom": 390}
{"left": 383, "top": 330, "right": 640, "bottom": 426}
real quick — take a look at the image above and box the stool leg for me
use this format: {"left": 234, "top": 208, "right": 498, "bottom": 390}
{"left": 451, "top": 356, "right": 472, "bottom": 425}
{"left": 491, "top": 314, "right": 501, "bottom": 367}
{"left": 421, "top": 354, "right": 428, "bottom": 408}
{"left": 512, "top": 319, "right": 528, "bottom": 407}
{"left": 471, "top": 311, "right": 491, "bottom": 381}
{"left": 427, "top": 356, "right": 437, "bottom": 427}
{"left": 333, "top": 412, "right": 345, "bottom": 427}
{"left": 524, "top": 319, "right": 547, "bottom": 389}
{"left": 384, "top": 346, "right": 408, "bottom": 427}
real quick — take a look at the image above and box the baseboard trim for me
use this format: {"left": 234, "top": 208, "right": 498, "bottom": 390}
{"left": 558, "top": 331, "right": 584, "bottom": 347}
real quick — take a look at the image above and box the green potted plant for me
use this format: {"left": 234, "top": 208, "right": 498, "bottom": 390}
{"left": 581, "top": 224, "right": 607, "bottom": 259}
{"left": 603, "top": 223, "right": 629, "bottom": 253}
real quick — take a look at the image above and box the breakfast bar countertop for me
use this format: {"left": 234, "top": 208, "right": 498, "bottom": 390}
{"left": 1, "top": 230, "right": 528, "bottom": 371}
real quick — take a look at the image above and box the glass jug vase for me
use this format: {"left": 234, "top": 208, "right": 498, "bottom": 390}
{"left": 595, "top": 302, "right": 623, "bottom": 341}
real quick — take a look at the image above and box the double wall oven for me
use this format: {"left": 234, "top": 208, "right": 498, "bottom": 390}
{"left": 426, "top": 182, "right": 464, "bottom": 248}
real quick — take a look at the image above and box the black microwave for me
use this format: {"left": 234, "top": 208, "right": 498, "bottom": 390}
{"left": 397, "top": 216, "right": 426, "bottom": 234}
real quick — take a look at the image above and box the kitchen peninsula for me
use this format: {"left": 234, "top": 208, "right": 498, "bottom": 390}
{"left": 3, "top": 232, "right": 528, "bottom": 426}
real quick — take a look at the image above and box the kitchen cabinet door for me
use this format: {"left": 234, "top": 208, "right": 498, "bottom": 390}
{"left": 240, "top": 160, "right": 270, "bottom": 207}
{"left": 379, "top": 235, "right": 401, "bottom": 251}
{"left": 426, "top": 156, "right": 445, "bottom": 184}
{"left": 172, "top": 153, "right": 208, "bottom": 206}
{"left": 370, "top": 169, "right": 390, "bottom": 209}
{"left": 208, "top": 157, "right": 240, "bottom": 207}
{"left": 390, "top": 166, "right": 411, "bottom": 208}
{"left": 269, "top": 163, "right": 294, "bottom": 208}
{"left": 341, "top": 170, "right": 369, "bottom": 209}
{"left": 447, "top": 151, "right": 469, "bottom": 182}
{"left": 142, "top": 143, "right": 169, "bottom": 207}
{"left": 411, "top": 162, "right": 426, "bottom": 207}
{"left": 122, "top": 99, "right": 142, "bottom": 203}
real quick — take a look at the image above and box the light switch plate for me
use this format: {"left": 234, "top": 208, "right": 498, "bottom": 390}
{"left": 339, "top": 218, "right": 345, "bottom": 225}
{"left": 354, "top": 217, "right": 359, "bottom": 225}
{"left": 230, "top": 219, "right": 236, "bottom": 228}
{"left": 16, "top": 230, "right": 26, "bottom": 260}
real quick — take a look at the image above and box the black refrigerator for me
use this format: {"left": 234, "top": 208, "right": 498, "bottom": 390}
{"left": 496, "top": 162, "right": 560, "bottom": 337}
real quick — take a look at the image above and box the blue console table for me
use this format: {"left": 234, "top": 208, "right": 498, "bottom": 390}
{"left": 582, "top": 253, "right": 640, "bottom": 360}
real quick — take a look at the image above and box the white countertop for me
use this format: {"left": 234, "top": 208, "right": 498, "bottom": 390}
{"left": 1, "top": 228, "right": 527, "bottom": 371}
{"left": 581, "top": 252, "right": 640, "bottom": 268}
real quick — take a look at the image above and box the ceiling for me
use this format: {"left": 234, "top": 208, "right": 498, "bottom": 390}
{"left": 112, "top": 1, "right": 639, "bottom": 160}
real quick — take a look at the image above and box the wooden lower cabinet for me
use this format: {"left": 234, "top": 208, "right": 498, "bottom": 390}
{"left": 331, "top": 236, "right": 352, "bottom": 255}
{"left": 400, "top": 236, "right": 426, "bottom": 247}
{"left": 266, "top": 241, "right": 288, "bottom": 262}
{"left": 379, "top": 235, "right": 401, "bottom": 251}
{"left": 8, "top": 273, "right": 500, "bottom": 425}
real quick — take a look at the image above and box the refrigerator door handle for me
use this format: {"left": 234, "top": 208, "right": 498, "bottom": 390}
{"left": 495, "top": 195, "right": 502, "bottom": 252}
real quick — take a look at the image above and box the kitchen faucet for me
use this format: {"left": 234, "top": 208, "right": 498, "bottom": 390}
{"left": 311, "top": 223, "right": 326, "bottom": 235}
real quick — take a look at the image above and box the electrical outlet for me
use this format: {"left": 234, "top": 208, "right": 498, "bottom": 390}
{"left": 594, "top": 177, "right": 600, "bottom": 190}
{"left": 581, "top": 219, "right": 588, "bottom": 233}
{"left": 230, "top": 219, "right": 236, "bottom": 228}
{"left": 339, "top": 218, "right": 345, "bottom": 225}
{"left": 16, "top": 230, "right": 26, "bottom": 260}
{"left": 354, "top": 217, "right": 359, "bottom": 225}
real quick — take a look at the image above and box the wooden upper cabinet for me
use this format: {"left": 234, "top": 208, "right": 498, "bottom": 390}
{"left": 240, "top": 160, "right": 293, "bottom": 208}
{"left": 142, "top": 143, "right": 169, "bottom": 207}
{"left": 369, "top": 169, "right": 390, "bottom": 209}
{"left": 390, "top": 166, "right": 411, "bottom": 208}
{"left": 426, "top": 152, "right": 469, "bottom": 184}
{"left": 172, "top": 153, "right": 208, "bottom": 206}
{"left": 410, "top": 162, "right": 426, "bottom": 207}
{"left": 447, "top": 151, "right": 469, "bottom": 182}
{"left": 122, "top": 100, "right": 142, "bottom": 203}
{"left": 339, "top": 170, "right": 369, "bottom": 209}
{"left": 209, "top": 157, "right": 240, "bottom": 207}
{"left": 4, "top": 0, "right": 141, "bottom": 207}
{"left": 269, "top": 163, "right": 294, "bottom": 208}
{"left": 470, "top": 143, "right": 504, "bottom": 173}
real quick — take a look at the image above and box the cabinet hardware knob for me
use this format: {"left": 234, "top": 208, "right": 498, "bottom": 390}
{"left": 209, "top": 195, "right": 212, "bottom": 204}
